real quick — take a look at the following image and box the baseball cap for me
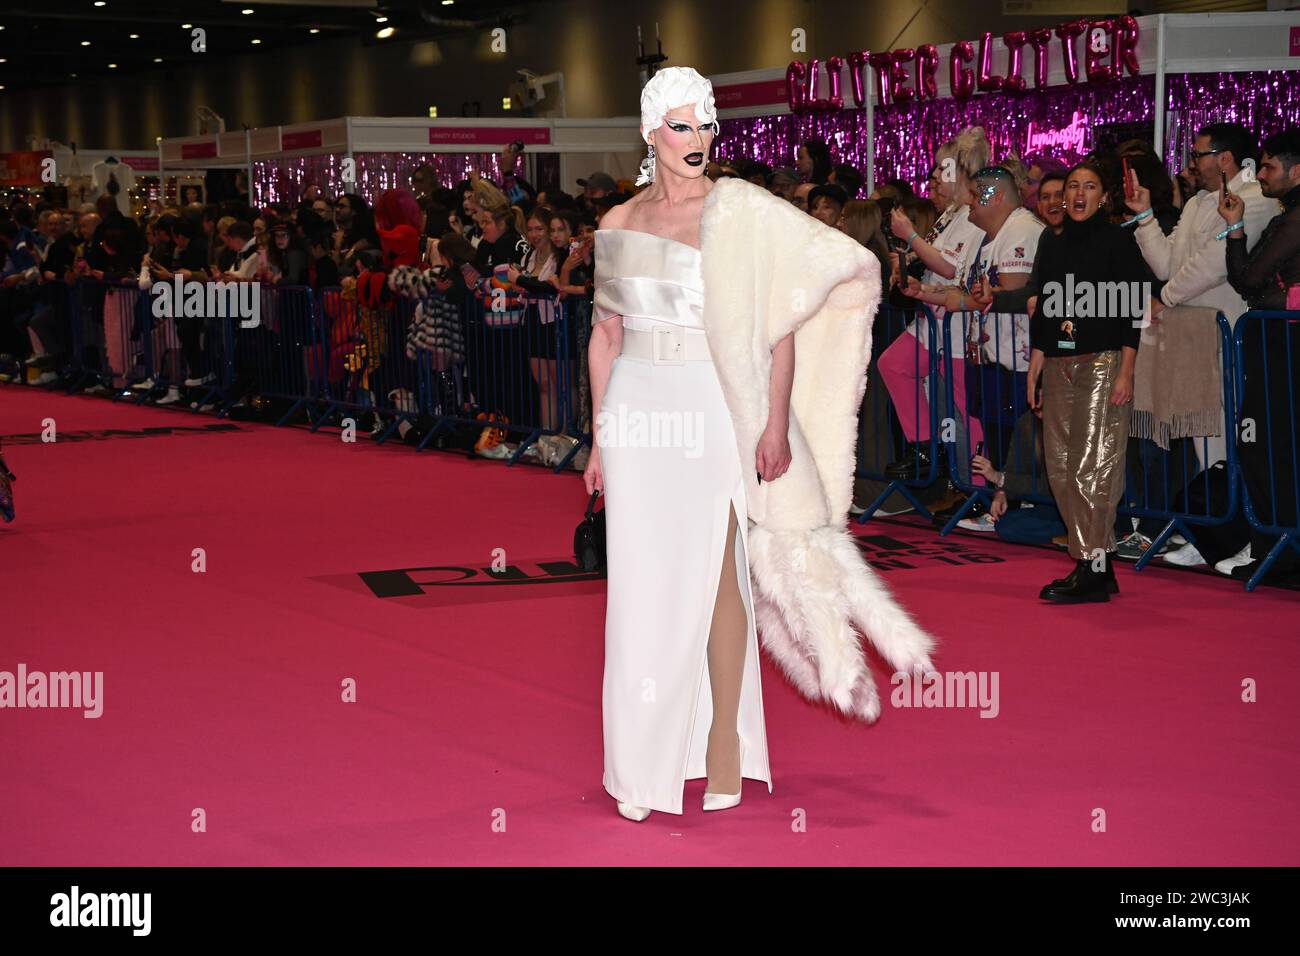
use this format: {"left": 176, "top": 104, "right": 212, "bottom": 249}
{"left": 577, "top": 172, "right": 617, "bottom": 191}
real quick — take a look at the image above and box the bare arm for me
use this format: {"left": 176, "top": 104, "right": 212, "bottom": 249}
{"left": 757, "top": 331, "right": 795, "bottom": 481}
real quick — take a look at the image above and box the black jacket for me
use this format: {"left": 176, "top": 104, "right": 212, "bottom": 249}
{"left": 1226, "top": 184, "right": 1300, "bottom": 311}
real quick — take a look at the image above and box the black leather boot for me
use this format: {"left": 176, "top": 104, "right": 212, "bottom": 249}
{"left": 1039, "top": 559, "right": 1111, "bottom": 603}
{"left": 1102, "top": 551, "right": 1119, "bottom": 595}
{"left": 886, "top": 444, "right": 933, "bottom": 480}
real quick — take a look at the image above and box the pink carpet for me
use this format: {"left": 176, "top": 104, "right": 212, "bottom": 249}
{"left": 2, "top": 386, "right": 1298, "bottom": 866}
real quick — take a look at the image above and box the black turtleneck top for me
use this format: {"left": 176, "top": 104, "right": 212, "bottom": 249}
{"left": 1024, "top": 211, "right": 1151, "bottom": 358}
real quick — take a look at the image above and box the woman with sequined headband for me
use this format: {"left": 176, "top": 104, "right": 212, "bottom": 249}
{"left": 585, "top": 67, "right": 935, "bottom": 823}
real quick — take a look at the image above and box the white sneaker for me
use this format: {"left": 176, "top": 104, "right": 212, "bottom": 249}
{"left": 131, "top": 377, "right": 155, "bottom": 391}
{"left": 956, "top": 513, "right": 997, "bottom": 532}
{"left": 35, "top": 371, "right": 58, "bottom": 385}
{"left": 156, "top": 387, "right": 182, "bottom": 405}
{"left": 1214, "top": 544, "right": 1252, "bottom": 576}
{"left": 1162, "top": 542, "right": 1206, "bottom": 567}
{"left": 1169, "top": 533, "right": 1188, "bottom": 547}
{"left": 184, "top": 373, "right": 216, "bottom": 387}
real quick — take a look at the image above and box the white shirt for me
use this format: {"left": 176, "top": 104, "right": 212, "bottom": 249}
{"left": 916, "top": 204, "right": 985, "bottom": 352}
{"left": 964, "top": 206, "right": 1044, "bottom": 372}
{"left": 91, "top": 160, "right": 135, "bottom": 218}
{"left": 521, "top": 246, "right": 559, "bottom": 324}
{"left": 1135, "top": 169, "right": 1280, "bottom": 327}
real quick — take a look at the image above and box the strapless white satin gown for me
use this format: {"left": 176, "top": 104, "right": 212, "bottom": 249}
{"left": 593, "top": 228, "right": 773, "bottom": 814}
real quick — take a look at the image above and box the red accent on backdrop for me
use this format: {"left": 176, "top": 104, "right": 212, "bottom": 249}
{"left": 428, "top": 127, "right": 550, "bottom": 146}
{"left": 181, "top": 142, "right": 218, "bottom": 160}
{"left": 282, "top": 130, "right": 324, "bottom": 151}
{"left": 713, "top": 79, "right": 788, "bottom": 109}
{"left": 0, "top": 151, "right": 53, "bottom": 186}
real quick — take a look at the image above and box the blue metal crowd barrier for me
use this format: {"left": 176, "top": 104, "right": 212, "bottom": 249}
{"left": 28, "top": 276, "right": 1298, "bottom": 589}
{"left": 853, "top": 304, "right": 943, "bottom": 521}
{"left": 934, "top": 309, "right": 1243, "bottom": 572}
{"left": 1233, "top": 310, "right": 1300, "bottom": 591}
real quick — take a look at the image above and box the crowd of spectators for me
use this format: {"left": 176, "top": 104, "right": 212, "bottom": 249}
{"left": 2, "top": 125, "right": 1297, "bottom": 585}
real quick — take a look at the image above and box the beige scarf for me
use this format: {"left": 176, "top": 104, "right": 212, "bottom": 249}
{"left": 1131, "top": 304, "right": 1223, "bottom": 450}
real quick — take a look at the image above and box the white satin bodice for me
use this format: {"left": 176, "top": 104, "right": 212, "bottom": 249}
{"left": 592, "top": 228, "right": 704, "bottom": 333}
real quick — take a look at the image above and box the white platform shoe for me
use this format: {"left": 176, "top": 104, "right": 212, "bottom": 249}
{"left": 702, "top": 735, "right": 745, "bottom": 812}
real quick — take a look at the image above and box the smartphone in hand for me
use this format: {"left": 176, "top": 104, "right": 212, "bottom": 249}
{"left": 1122, "top": 157, "right": 1134, "bottom": 200}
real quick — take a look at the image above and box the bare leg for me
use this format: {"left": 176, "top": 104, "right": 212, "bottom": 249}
{"left": 705, "top": 501, "right": 748, "bottom": 795}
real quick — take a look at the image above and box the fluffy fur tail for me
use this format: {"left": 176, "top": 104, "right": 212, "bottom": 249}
{"left": 748, "top": 525, "right": 935, "bottom": 723}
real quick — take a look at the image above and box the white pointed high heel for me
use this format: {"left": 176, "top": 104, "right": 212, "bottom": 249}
{"left": 617, "top": 802, "right": 651, "bottom": 822}
{"left": 702, "top": 735, "right": 745, "bottom": 812}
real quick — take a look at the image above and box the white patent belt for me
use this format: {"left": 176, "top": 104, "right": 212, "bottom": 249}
{"left": 620, "top": 324, "right": 712, "bottom": 365}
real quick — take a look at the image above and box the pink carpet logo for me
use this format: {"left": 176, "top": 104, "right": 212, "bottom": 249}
{"left": 0, "top": 664, "right": 103, "bottom": 718}
{"left": 890, "top": 670, "right": 1000, "bottom": 718}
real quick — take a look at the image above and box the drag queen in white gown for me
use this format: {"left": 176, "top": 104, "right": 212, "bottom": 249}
{"left": 586, "top": 68, "right": 936, "bottom": 823}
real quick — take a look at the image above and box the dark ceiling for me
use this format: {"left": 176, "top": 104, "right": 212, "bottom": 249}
{"left": 0, "top": 0, "right": 545, "bottom": 93}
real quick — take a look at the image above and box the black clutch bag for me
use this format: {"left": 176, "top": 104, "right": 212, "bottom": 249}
{"left": 573, "top": 489, "right": 606, "bottom": 572}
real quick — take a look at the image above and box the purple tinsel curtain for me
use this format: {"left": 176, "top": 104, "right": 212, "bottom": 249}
{"left": 716, "top": 71, "right": 1300, "bottom": 194}
{"left": 1164, "top": 72, "right": 1300, "bottom": 170}
{"left": 253, "top": 152, "right": 507, "bottom": 207}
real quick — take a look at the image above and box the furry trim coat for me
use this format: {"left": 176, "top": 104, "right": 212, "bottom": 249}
{"left": 699, "top": 177, "right": 936, "bottom": 722}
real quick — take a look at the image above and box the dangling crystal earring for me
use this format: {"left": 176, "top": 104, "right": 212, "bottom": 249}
{"left": 636, "top": 144, "right": 656, "bottom": 187}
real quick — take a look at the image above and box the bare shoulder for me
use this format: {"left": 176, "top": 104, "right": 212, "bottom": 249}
{"left": 598, "top": 195, "right": 641, "bottom": 231}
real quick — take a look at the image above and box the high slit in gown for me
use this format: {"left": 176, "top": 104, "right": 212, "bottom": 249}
{"left": 593, "top": 227, "right": 773, "bottom": 815}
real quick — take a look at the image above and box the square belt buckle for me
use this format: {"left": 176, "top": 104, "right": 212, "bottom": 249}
{"left": 652, "top": 326, "right": 686, "bottom": 365}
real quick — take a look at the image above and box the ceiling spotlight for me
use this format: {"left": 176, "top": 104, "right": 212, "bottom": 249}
{"left": 375, "top": 16, "right": 388, "bottom": 23}
{"left": 251, "top": 38, "right": 262, "bottom": 45}
{"left": 0, "top": 85, "right": 5, "bottom": 91}
{"left": 376, "top": 26, "right": 395, "bottom": 39}
{"left": 94, "top": 1, "right": 106, "bottom": 6}
{"left": 442, "top": 0, "right": 455, "bottom": 6}
{"left": 309, "top": 28, "right": 320, "bottom": 34}
{"left": 0, "top": 58, "right": 6, "bottom": 63}
{"left": 241, "top": 8, "right": 253, "bottom": 14}
{"left": 108, "top": 63, "right": 117, "bottom": 69}
{"left": 153, "top": 57, "right": 162, "bottom": 63}
{"left": 81, "top": 40, "right": 92, "bottom": 46}
{"left": 181, "top": 23, "right": 192, "bottom": 29}
{"left": 129, "top": 33, "right": 139, "bottom": 39}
